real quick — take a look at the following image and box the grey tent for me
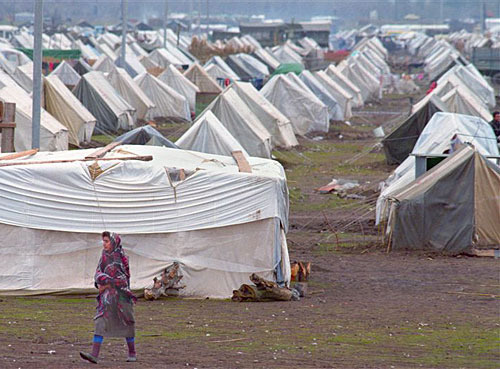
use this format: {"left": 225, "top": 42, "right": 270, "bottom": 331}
{"left": 382, "top": 96, "right": 449, "bottom": 165}
{"left": 113, "top": 125, "right": 178, "bottom": 148}
{"left": 386, "top": 145, "right": 500, "bottom": 254}
{"left": 73, "top": 71, "right": 136, "bottom": 133}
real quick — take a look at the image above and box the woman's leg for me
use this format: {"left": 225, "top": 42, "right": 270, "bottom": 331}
{"left": 80, "top": 334, "right": 103, "bottom": 364}
{"left": 126, "top": 337, "right": 136, "bottom": 361}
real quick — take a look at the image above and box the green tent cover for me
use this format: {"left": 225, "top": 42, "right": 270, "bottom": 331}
{"left": 17, "top": 48, "right": 81, "bottom": 61}
{"left": 271, "top": 63, "right": 304, "bottom": 76}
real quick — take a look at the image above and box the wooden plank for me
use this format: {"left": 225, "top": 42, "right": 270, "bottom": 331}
{"left": 0, "top": 155, "right": 152, "bottom": 168}
{"left": 0, "top": 149, "right": 38, "bottom": 161}
{"left": 0, "top": 103, "right": 16, "bottom": 153}
{"left": 468, "top": 249, "right": 498, "bottom": 258}
{"left": 85, "top": 141, "right": 122, "bottom": 159}
{"left": 231, "top": 151, "right": 252, "bottom": 173}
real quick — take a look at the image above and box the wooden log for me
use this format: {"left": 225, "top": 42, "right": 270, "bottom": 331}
{"left": 231, "top": 274, "right": 294, "bottom": 302}
{"left": 144, "top": 262, "right": 185, "bottom": 300}
{"left": 0, "top": 149, "right": 38, "bottom": 161}
{"left": 85, "top": 141, "right": 122, "bottom": 159}
{"left": 0, "top": 155, "right": 152, "bottom": 168}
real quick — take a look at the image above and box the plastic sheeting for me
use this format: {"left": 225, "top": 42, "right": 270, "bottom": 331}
{"left": 176, "top": 110, "right": 248, "bottom": 157}
{"left": 261, "top": 74, "right": 329, "bottom": 135}
{"left": 134, "top": 72, "right": 190, "bottom": 121}
{"left": 158, "top": 65, "right": 199, "bottom": 113}
{"left": 50, "top": 60, "right": 81, "bottom": 87}
{"left": 107, "top": 68, "right": 155, "bottom": 121}
{"left": 0, "top": 85, "right": 68, "bottom": 152}
{"left": 12, "top": 61, "right": 33, "bottom": 92}
{"left": 0, "top": 145, "right": 290, "bottom": 297}
{"left": 204, "top": 88, "right": 273, "bottom": 158}
{"left": 299, "top": 70, "right": 343, "bottom": 121}
{"left": 376, "top": 112, "right": 500, "bottom": 224}
{"left": 93, "top": 54, "right": 117, "bottom": 74}
{"left": 73, "top": 71, "right": 136, "bottom": 133}
{"left": 114, "top": 125, "right": 177, "bottom": 148}
{"left": 252, "top": 48, "right": 281, "bottom": 71}
{"left": 44, "top": 74, "right": 96, "bottom": 146}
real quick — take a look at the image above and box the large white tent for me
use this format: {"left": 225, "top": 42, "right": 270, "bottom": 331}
{"left": 134, "top": 72, "right": 190, "bottom": 121}
{"left": 0, "top": 145, "right": 290, "bottom": 298}
{"left": 299, "top": 70, "right": 343, "bottom": 121}
{"left": 314, "top": 70, "right": 353, "bottom": 121}
{"left": 325, "top": 64, "right": 363, "bottom": 108}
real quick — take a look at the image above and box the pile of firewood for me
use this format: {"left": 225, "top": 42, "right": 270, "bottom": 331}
{"left": 144, "top": 262, "right": 185, "bottom": 300}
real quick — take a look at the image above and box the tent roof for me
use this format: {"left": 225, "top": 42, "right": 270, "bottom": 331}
{"left": 184, "top": 63, "right": 222, "bottom": 94}
{"left": 50, "top": 60, "right": 81, "bottom": 86}
{"left": 176, "top": 110, "right": 248, "bottom": 157}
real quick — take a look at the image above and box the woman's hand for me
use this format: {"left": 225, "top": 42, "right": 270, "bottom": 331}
{"left": 98, "top": 284, "right": 111, "bottom": 293}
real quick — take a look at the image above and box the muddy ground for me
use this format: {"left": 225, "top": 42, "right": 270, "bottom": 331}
{"left": 0, "top": 93, "right": 499, "bottom": 369}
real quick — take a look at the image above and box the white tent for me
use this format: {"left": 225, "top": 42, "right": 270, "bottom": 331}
{"left": 115, "top": 52, "right": 147, "bottom": 78}
{"left": 325, "top": 64, "right": 363, "bottom": 108}
{"left": 204, "top": 88, "right": 273, "bottom": 158}
{"left": 272, "top": 44, "right": 303, "bottom": 65}
{"left": 176, "top": 110, "right": 249, "bottom": 157}
{"left": 134, "top": 72, "right": 190, "bottom": 121}
{"left": 0, "top": 85, "right": 68, "bottom": 151}
{"left": 157, "top": 65, "right": 199, "bottom": 113}
{"left": 107, "top": 68, "right": 155, "bottom": 121}
{"left": 314, "top": 70, "right": 353, "bottom": 120}
{"left": 299, "top": 70, "right": 343, "bottom": 121}
{"left": 44, "top": 74, "right": 96, "bottom": 146}
{"left": 253, "top": 48, "right": 281, "bottom": 71}
{"left": 147, "top": 47, "right": 183, "bottom": 67}
{"left": 230, "top": 81, "right": 298, "bottom": 149}
{"left": 73, "top": 71, "right": 136, "bottom": 133}
{"left": 0, "top": 145, "right": 290, "bottom": 298}
{"left": 50, "top": 60, "right": 81, "bottom": 87}
{"left": 337, "top": 59, "right": 379, "bottom": 101}
{"left": 376, "top": 112, "right": 499, "bottom": 224}
{"left": 261, "top": 74, "right": 329, "bottom": 135}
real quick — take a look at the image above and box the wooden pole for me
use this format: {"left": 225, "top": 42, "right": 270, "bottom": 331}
{"left": 0, "top": 102, "right": 16, "bottom": 153}
{"left": 0, "top": 155, "right": 152, "bottom": 168}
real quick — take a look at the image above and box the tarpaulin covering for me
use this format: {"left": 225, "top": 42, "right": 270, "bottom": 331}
{"left": 314, "top": 70, "right": 353, "bottom": 120}
{"left": 50, "top": 60, "right": 81, "bottom": 87}
{"left": 17, "top": 48, "right": 81, "bottom": 61}
{"left": 184, "top": 63, "right": 222, "bottom": 94}
{"left": 299, "top": 70, "right": 343, "bottom": 121}
{"left": 0, "top": 145, "right": 290, "bottom": 297}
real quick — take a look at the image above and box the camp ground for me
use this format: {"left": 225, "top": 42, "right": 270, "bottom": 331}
{"left": 0, "top": 7, "right": 498, "bottom": 368}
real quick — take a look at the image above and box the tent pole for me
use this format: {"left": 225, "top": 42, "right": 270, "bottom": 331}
{"left": 120, "top": 0, "right": 127, "bottom": 68}
{"left": 32, "top": 0, "right": 43, "bottom": 149}
{"left": 163, "top": 0, "right": 168, "bottom": 49}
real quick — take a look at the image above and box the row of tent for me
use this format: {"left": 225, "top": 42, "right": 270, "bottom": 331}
{"left": 376, "top": 32, "right": 500, "bottom": 254}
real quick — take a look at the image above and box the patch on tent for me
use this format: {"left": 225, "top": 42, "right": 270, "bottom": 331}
{"left": 87, "top": 161, "right": 119, "bottom": 181}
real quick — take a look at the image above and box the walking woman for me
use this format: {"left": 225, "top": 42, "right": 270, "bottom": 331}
{"left": 80, "top": 232, "right": 137, "bottom": 364}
